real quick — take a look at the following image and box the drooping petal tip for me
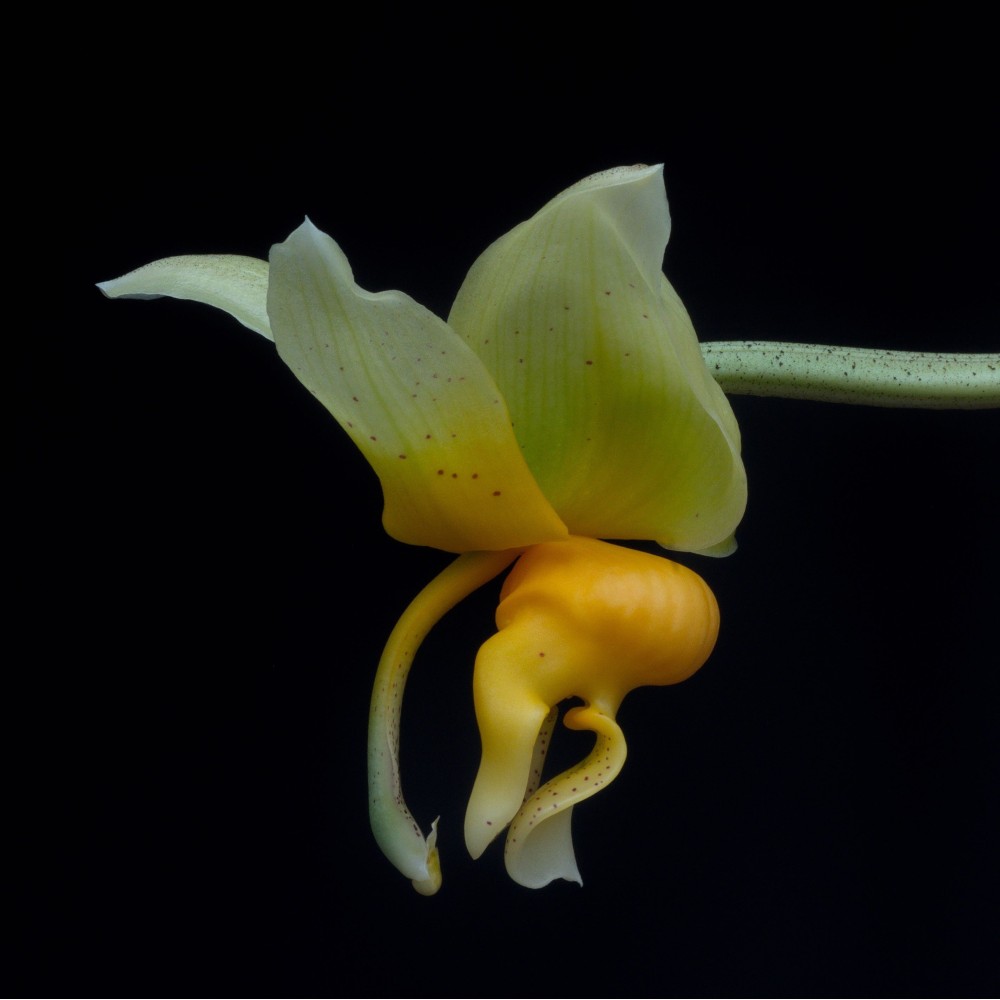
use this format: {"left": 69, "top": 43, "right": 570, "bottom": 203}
{"left": 411, "top": 818, "right": 442, "bottom": 896}
{"left": 98, "top": 254, "right": 273, "bottom": 340}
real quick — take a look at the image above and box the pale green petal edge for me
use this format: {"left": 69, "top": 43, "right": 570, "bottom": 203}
{"left": 268, "top": 220, "right": 568, "bottom": 553}
{"left": 448, "top": 165, "right": 746, "bottom": 555}
{"left": 98, "top": 254, "right": 272, "bottom": 340}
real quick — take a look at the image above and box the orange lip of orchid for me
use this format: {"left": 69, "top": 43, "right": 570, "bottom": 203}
{"left": 465, "top": 537, "right": 720, "bottom": 888}
{"left": 99, "top": 165, "right": 749, "bottom": 893}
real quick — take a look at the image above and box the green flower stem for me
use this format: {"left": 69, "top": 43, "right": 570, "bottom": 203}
{"left": 701, "top": 342, "right": 1000, "bottom": 409}
{"left": 368, "top": 547, "right": 521, "bottom": 895}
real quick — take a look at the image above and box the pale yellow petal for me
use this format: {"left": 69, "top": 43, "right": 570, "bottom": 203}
{"left": 268, "top": 221, "right": 567, "bottom": 552}
{"left": 448, "top": 165, "right": 746, "bottom": 554}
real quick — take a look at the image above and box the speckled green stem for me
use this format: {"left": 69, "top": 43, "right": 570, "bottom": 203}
{"left": 700, "top": 342, "right": 1000, "bottom": 409}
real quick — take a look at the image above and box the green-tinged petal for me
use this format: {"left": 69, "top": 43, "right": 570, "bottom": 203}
{"left": 268, "top": 221, "right": 568, "bottom": 553}
{"left": 448, "top": 165, "right": 746, "bottom": 555}
{"left": 465, "top": 538, "right": 719, "bottom": 885}
{"left": 98, "top": 255, "right": 272, "bottom": 340}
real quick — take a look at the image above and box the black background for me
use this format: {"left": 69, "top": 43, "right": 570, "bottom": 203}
{"left": 30, "top": 6, "right": 998, "bottom": 994}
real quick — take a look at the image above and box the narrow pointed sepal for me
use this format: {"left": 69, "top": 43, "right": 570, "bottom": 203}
{"left": 268, "top": 220, "right": 568, "bottom": 552}
{"left": 98, "top": 255, "right": 272, "bottom": 340}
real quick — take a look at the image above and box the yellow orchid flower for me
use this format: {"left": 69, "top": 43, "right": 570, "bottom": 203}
{"left": 98, "top": 164, "right": 998, "bottom": 896}
{"left": 99, "top": 165, "right": 746, "bottom": 893}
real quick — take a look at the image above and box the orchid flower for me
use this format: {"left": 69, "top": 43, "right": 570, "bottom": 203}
{"left": 98, "top": 165, "right": 1000, "bottom": 895}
